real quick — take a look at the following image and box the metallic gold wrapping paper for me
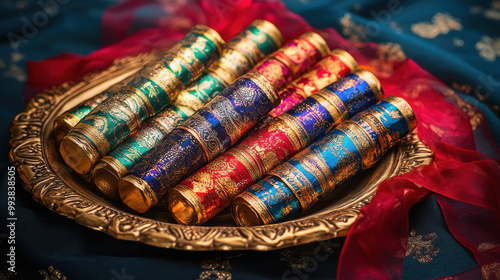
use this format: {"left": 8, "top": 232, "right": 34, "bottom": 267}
{"left": 118, "top": 71, "right": 280, "bottom": 213}
{"left": 168, "top": 69, "right": 384, "bottom": 225}
{"left": 232, "top": 96, "right": 418, "bottom": 226}
{"left": 254, "top": 31, "right": 330, "bottom": 90}
{"left": 59, "top": 25, "right": 225, "bottom": 174}
{"left": 53, "top": 76, "right": 134, "bottom": 143}
{"left": 270, "top": 49, "right": 358, "bottom": 117}
{"left": 92, "top": 20, "right": 283, "bottom": 199}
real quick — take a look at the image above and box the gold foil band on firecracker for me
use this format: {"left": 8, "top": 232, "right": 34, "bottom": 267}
{"left": 245, "top": 71, "right": 281, "bottom": 105}
{"left": 227, "top": 37, "right": 265, "bottom": 66}
{"left": 232, "top": 190, "right": 274, "bottom": 226}
{"left": 277, "top": 113, "right": 310, "bottom": 149}
{"left": 213, "top": 49, "right": 252, "bottom": 79}
{"left": 122, "top": 85, "right": 158, "bottom": 117}
{"left": 338, "top": 121, "right": 378, "bottom": 169}
{"left": 310, "top": 91, "right": 349, "bottom": 127}
{"left": 226, "top": 148, "right": 264, "bottom": 182}
{"left": 356, "top": 109, "right": 391, "bottom": 156}
{"left": 174, "top": 89, "right": 208, "bottom": 114}
{"left": 168, "top": 184, "right": 207, "bottom": 225}
{"left": 117, "top": 175, "right": 158, "bottom": 213}
{"left": 191, "top": 25, "right": 226, "bottom": 55}
{"left": 251, "top": 20, "right": 284, "bottom": 48}
{"left": 169, "top": 25, "right": 225, "bottom": 80}
{"left": 211, "top": 20, "right": 282, "bottom": 81}
{"left": 300, "top": 31, "right": 330, "bottom": 59}
{"left": 164, "top": 53, "right": 205, "bottom": 92}
{"left": 176, "top": 123, "right": 215, "bottom": 161}
{"left": 354, "top": 69, "right": 384, "bottom": 101}
{"left": 267, "top": 118, "right": 304, "bottom": 153}
{"left": 269, "top": 161, "right": 327, "bottom": 210}
{"left": 142, "top": 61, "right": 185, "bottom": 90}
{"left": 384, "top": 96, "right": 418, "bottom": 132}
{"left": 330, "top": 49, "right": 358, "bottom": 72}
{"left": 207, "top": 65, "right": 234, "bottom": 85}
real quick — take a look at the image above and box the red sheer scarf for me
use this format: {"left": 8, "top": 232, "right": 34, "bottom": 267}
{"left": 24, "top": 1, "right": 500, "bottom": 278}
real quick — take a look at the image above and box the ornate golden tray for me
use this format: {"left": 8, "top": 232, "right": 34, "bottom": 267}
{"left": 9, "top": 51, "right": 433, "bottom": 251}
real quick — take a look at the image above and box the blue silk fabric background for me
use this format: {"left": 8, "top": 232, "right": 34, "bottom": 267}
{"left": 1, "top": 0, "right": 499, "bottom": 279}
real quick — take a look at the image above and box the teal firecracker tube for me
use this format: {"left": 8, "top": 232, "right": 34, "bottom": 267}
{"left": 59, "top": 25, "right": 226, "bottom": 174}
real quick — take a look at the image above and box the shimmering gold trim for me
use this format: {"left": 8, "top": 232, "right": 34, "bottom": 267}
{"left": 300, "top": 32, "right": 330, "bottom": 58}
{"left": 176, "top": 126, "right": 212, "bottom": 161}
{"left": 251, "top": 19, "right": 284, "bottom": 48}
{"left": 311, "top": 92, "right": 348, "bottom": 126}
{"left": 338, "top": 121, "right": 377, "bottom": 169}
{"left": 226, "top": 148, "right": 264, "bottom": 182}
{"left": 244, "top": 71, "right": 280, "bottom": 106}
{"left": 141, "top": 65, "right": 184, "bottom": 97}
{"left": 53, "top": 112, "right": 80, "bottom": 143}
{"left": 298, "top": 152, "right": 335, "bottom": 194}
{"left": 227, "top": 37, "right": 264, "bottom": 64}
{"left": 108, "top": 87, "right": 146, "bottom": 129}
{"left": 353, "top": 69, "right": 384, "bottom": 101}
{"left": 70, "top": 121, "right": 112, "bottom": 158}
{"left": 232, "top": 190, "right": 273, "bottom": 226}
{"left": 277, "top": 114, "right": 310, "bottom": 149}
{"left": 216, "top": 49, "right": 252, "bottom": 77}
{"left": 208, "top": 66, "right": 234, "bottom": 86}
{"left": 278, "top": 119, "right": 304, "bottom": 152}
{"left": 330, "top": 49, "right": 358, "bottom": 72}
{"left": 165, "top": 51, "right": 204, "bottom": 84}
{"left": 180, "top": 55, "right": 205, "bottom": 81}
{"left": 270, "top": 162, "right": 319, "bottom": 210}
{"left": 191, "top": 25, "right": 226, "bottom": 55}
{"left": 118, "top": 175, "right": 158, "bottom": 213}
{"left": 122, "top": 85, "right": 156, "bottom": 116}
{"left": 92, "top": 157, "right": 126, "bottom": 200}
{"left": 316, "top": 87, "right": 349, "bottom": 122}
{"left": 174, "top": 90, "right": 207, "bottom": 113}
{"left": 168, "top": 184, "right": 207, "bottom": 225}
{"left": 270, "top": 54, "right": 294, "bottom": 76}
{"left": 384, "top": 96, "right": 418, "bottom": 132}
{"left": 357, "top": 110, "right": 390, "bottom": 156}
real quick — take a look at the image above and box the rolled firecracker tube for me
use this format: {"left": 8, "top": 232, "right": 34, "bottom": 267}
{"left": 168, "top": 69, "right": 383, "bottom": 225}
{"left": 117, "top": 71, "right": 280, "bottom": 213}
{"left": 254, "top": 31, "right": 330, "bottom": 90}
{"left": 269, "top": 49, "right": 358, "bottom": 117}
{"left": 53, "top": 75, "right": 135, "bottom": 143}
{"left": 92, "top": 20, "right": 283, "bottom": 199}
{"left": 220, "top": 19, "right": 284, "bottom": 77}
{"left": 59, "top": 25, "right": 225, "bottom": 175}
{"left": 232, "top": 96, "right": 418, "bottom": 226}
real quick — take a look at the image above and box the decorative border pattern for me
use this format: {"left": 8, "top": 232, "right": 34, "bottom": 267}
{"left": 9, "top": 52, "right": 434, "bottom": 251}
